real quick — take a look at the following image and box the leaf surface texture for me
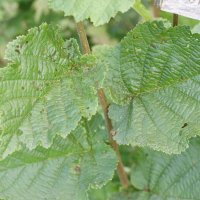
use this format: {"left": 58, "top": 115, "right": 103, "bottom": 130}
{"left": 48, "top": 0, "right": 135, "bottom": 26}
{"left": 109, "top": 137, "right": 200, "bottom": 199}
{"left": 0, "top": 114, "right": 118, "bottom": 200}
{"left": 131, "top": 137, "right": 200, "bottom": 199}
{"left": 106, "top": 21, "right": 200, "bottom": 153}
{"left": 0, "top": 23, "right": 98, "bottom": 159}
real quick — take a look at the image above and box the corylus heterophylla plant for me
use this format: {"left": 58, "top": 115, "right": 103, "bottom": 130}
{"left": 0, "top": 0, "right": 200, "bottom": 199}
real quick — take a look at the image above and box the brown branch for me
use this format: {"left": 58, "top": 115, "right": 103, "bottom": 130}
{"left": 152, "top": 0, "right": 159, "bottom": 17}
{"left": 75, "top": 20, "right": 130, "bottom": 187}
{"left": 0, "top": 58, "right": 5, "bottom": 66}
{"left": 173, "top": 14, "right": 179, "bottom": 27}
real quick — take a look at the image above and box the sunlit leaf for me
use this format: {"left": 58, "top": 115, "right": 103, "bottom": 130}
{"left": 133, "top": 0, "right": 153, "bottom": 22}
{"left": 0, "top": 23, "right": 98, "bottom": 159}
{"left": 48, "top": 0, "right": 136, "bottom": 26}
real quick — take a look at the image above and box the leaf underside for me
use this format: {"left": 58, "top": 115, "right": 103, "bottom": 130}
{"left": 48, "top": 0, "right": 135, "bottom": 26}
{"left": 106, "top": 21, "right": 200, "bottom": 154}
{"left": 0, "top": 23, "right": 99, "bottom": 160}
{"left": 0, "top": 114, "right": 118, "bottom": 200}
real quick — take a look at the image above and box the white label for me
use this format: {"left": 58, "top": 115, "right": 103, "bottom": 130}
{"left": 188, "top": 0, "right": 200, "bottom": 4}
{"left": 154, "top": 0, "right": 200, "bottom": 20}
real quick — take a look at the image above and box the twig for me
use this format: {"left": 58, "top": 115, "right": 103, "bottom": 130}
{"left": 173, "top": 14, "right": 179, "bottom": 27}
{"left": 75, "top": 20, "right": 130, "bottom": 187}
{"left": 152, "top": 0, "right": 159, "bottom": 17}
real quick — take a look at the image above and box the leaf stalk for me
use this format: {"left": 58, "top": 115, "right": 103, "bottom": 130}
{"left": 74, "top": 20, "right": 130, "bottom": 187}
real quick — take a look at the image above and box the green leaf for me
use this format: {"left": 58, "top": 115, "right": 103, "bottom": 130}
{"left": 192, "top": 22, "right": 200, "bottom": 34}
{"left": 130, "top": 137, "right": 200, "bottom": 199}
{"left": 106, "top": 21, "right": 200, "bottom": 154}
{"left": 133, "top": 0, "right": 153, "bottom": 22}
{"left": 88, "top": 180, "right": 121, "bottom": 200}
{"left": 0, "top": 23, "right": 98, "bottom": 159}
{"left": 109, "top": 189, "right": 149, "bottom": 200}
{"left": 92, "top": 45, "right": 113, "bottom": 61}
{"left": 0, "top": 114, "right": 118, "bottom": 200}
{"left": 153, "top": 18, "right": 172, "bottom": 28}
{"left": 92, "top": 45, "right": 113, "bottom": 89}
{"left": 92, "top": 45, "right": 113, "bottom": 117}
{"left": 48, "top": 0, "right": 136, "bottom": 26}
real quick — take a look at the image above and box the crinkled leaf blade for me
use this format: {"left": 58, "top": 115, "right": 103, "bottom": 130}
{"left": 0, "top": 23, "right": 98, "bottom": 159}
{"left": 130, "top": 137, "right": 200, "bottom": 199}
{"left": 92, "top": 45, "right": 113, "bottom": 89}
{"left": 0, "top": 114, "right": 118, "bottom": 200}
{"left": 106, "top": 21, "right": 200, "bottom": 153}
{"left": 92, "top": 45, "right": 113, "bottom": 61}
{"left": 48, "top": 0, "right": 136, "bottom": 26}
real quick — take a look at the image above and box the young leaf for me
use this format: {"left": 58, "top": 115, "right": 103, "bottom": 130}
{"left": 48, "top": 0, "right": 136, "bottom": 26}
{"left": 133, "top": 0, "right": 153, "bottom": 22}
{"left": 106, "top": 21, "right": 200, "bottom": 154}
{"left": 130, "top": 137, "right": 200, "bottom": 199}
{"left": 0, "top": 23, "right": 98, "bottom": 159}
{"left": 0, "top": 114, "right": 118, "bottom": 200}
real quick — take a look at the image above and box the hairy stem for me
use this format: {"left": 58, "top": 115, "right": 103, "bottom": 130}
{"left": 173, "top": 14, "right": 179, "bottom": 27}
{"left": 75, "top": 20, "right": 130, "bottom": 187}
